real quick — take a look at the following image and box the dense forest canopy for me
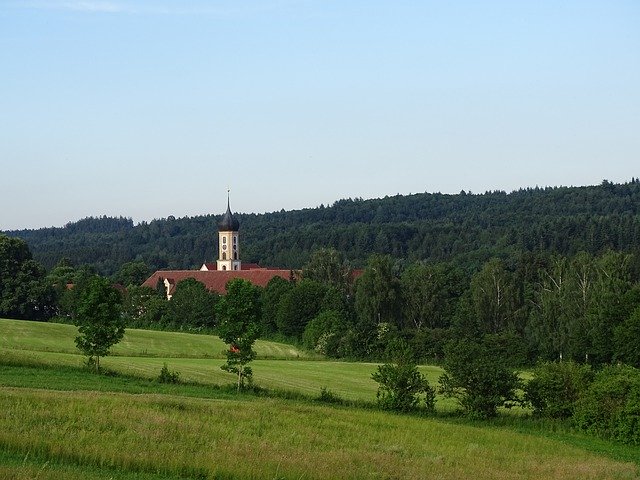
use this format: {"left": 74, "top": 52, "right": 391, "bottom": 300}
{"left": 5, "top": 179, "right": 640, "bottom": 275}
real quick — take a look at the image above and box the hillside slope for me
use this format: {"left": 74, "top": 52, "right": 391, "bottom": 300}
{"left": 5, "top": 179, "right": 640, "bottom": 274}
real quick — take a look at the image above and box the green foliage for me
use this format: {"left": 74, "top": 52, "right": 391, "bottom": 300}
{"left": 400, "top": 262, "right": 464, "bottom": 330}
{"left": 524, "top": 361, "right": 593, "bottom": 419}
{"left": 481, "top": 330, "right": 529, "bottom": 367}
{"left": 614, "top": 305, "right": 640, "bottom": 367}
{"left": 409, "top": 327, "right": 452, "bottom": 363}
{"left": 353, "top": 254, "right": 402, "bottom": 357}
{"left": 276, "top": 279, "right": 328, "bottom": 338}
{"left": 302, "top": 247, "right": 353, "bottom": 293}
{"left": 526, "top": 252, "right": 639, "bottom": 364}
{"left": 121, "top": 285, "right": 169, "bottom": 328}
{"left": 0, "top": 234, "right": 56, "bottom": 320}
{"left": 216, "top": 278, "right": 262, "bottom": 390}
{"left": 157, "top": 363, "right": 181, "bottom": 384}
{"left": 164, "top": 278, "right": 218, "bottom": 330}
{"left": 8, "top": 181, "right": 640, "bottom": 276}
{"left": 260, "top": 276, "right": 293, "bottom": 335}
{"left": 469, "top": 259, "right": 522, "bottom": 334}
{"left": 302, "top": 309, "right": 346, "bottom": 355}
{"left": 113, "top": 260, "right": 150, "bottom": 287}
{"left": 73, "top": 276, "right": 125, "bottom": 371}
{"left": 372, "top": 360, "right": 436, "bottom": 413}
{"left": 573, "top": 364, "right": 640, "bottom": 445}
{"left": 439, "top": 337, "right": 522, "bottom": 418}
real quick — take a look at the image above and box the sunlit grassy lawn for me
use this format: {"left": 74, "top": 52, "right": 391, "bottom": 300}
{"left": 2, "top": 348, "right": 449, "bottom": 403}
{"left": 0, "top": 318, "right": 310, "bottom": 359}
{"left": 1, "top": 386, "right": 638, "bottom": 480}
{"left": 0, "top": 318, "right": 446, "bottom": 402}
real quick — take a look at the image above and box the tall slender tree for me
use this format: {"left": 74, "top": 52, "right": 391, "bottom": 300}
{"left": 216, "top": 279, "right": 262, "bottom": 390}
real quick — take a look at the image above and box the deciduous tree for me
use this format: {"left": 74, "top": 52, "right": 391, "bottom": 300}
{"left": 439, "top": 337, "right": 521, "bottom": 418}
{"left": 74, "top": 276, "right": 125, "bottom": 372}
{"left": 217, "top": 279, "right": 261, "bottom": 390}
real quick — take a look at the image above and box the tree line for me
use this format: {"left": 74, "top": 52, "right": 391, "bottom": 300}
{"left": 5, "top": 179, "right": 640, "bottom": 275}
{"left": 3, "top": 233, "right": 640, "bottom": 370}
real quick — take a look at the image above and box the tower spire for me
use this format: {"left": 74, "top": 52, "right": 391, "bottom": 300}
{"left": 217, "top": 189, "right": 241, "bottom": 271}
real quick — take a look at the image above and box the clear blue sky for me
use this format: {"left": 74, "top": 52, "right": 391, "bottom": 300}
{"left": 1, "top": 1, "right": 638, "bottom": 230}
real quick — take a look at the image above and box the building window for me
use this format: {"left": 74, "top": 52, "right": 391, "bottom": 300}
{"left": 233, "top": 236, "right": 237, "bottom": 245}
{"left": 222, "top": 237, "right": 227, "bottom": 244}
{"left": 234, "top": 252, "right": 238, "bottom": 260}
{"left": 234, "top": 265, "right": 238, "bottom": 270}
{"left": 222, "top": 252, "right": 226, "bottom": 260}
{"left": 222, "top": 265, "right": 227, "bottom": 271}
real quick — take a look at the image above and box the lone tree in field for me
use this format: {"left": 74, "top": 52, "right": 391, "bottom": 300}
{"left": 216, "top": 278, "right": 261, "bottom": 391}
{"left": 74, "top": 276, "right": 125, "bottom": 372}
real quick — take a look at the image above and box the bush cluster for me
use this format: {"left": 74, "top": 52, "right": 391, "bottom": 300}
{"left": 525, "top": 361, "right": 593, "bottom": 419}
{"left": 573, "top": 364, "right": 640, "bottom": 445}
{"left": 525, "top": 362, "right": 640, "bottom": 445}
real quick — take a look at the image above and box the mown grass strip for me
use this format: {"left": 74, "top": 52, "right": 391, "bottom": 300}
{"left": 1, "top": 346, "right": 456, "bottom": 406}
{"left": 0, "top": 318, "right": 315, "bottom": 360}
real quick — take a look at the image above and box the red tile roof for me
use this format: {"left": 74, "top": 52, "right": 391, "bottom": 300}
{"left": 143, "top": 269, "right": 298, "bottom": 295}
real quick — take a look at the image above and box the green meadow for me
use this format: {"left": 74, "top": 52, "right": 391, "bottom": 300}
{"left": 1, "top": 318, "right": 639, "bottom": 479}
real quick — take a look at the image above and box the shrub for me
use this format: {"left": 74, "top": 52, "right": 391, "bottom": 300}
{"left": 525, "top": 361, "right": 593, "bottom": 419}
{"left": 158, "top": 363, "right": 181, "bottom": 384}
{"left": 573, "top": 364, "right": 640, "bottom": 445}
{"left": 372, "top": 361, "right": 435, "bottom": 413}
{"left": 316, "top": 387, "right": 343, "bottom": 404}
{"left": 302, "top": 310, "right": 345, "bottom": 356}
{"left": 439, "top": 337, "right": 521, "bottom": 418}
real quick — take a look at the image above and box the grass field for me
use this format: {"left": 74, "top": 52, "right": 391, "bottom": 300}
{"left": 1, "top": 318, "right": 639, "bottom": 479}
{"left": 1, "top": 384, "right": 638, "bottom": 480}
{"left": 0, "top": 318, "right": 446, "bottom": 401}
{"left": 0, "top": 318, "right": 312, "bottom": 359}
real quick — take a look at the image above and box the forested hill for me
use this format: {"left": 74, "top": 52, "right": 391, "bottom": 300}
{"left": 6, "top": 179, "right": 640, "bottom": 275}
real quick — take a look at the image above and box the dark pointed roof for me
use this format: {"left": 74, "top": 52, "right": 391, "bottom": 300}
{"left": 218, "top": 196, "right": 240, "bottom": 231}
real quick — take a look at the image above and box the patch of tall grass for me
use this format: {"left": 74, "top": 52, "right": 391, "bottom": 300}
{"left": 0, "top": 449, "right": 181, "bottom": 480}
{"left": 1, "top": 386, "right": 637, "bottom": 480}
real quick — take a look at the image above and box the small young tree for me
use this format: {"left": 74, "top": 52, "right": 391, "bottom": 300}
{"left": 439, "top": 337, "right": 521, "bottom": 418}
{"left": 216, "top": 278, "right": 261, "bottom": 391}
{"left": 371, "top": 342, "right": 436, "bottom": 413}
{"left": 74, "top": 276, "right": 125, "bottom": 372}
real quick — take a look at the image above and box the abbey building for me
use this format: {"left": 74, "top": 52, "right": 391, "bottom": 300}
{"left": 142, "top": 196, "right": 295, "bottom": 298}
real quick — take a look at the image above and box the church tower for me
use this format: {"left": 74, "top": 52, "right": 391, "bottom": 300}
{"left": 217, "top": 193, "right": 241, "bottom": 271}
